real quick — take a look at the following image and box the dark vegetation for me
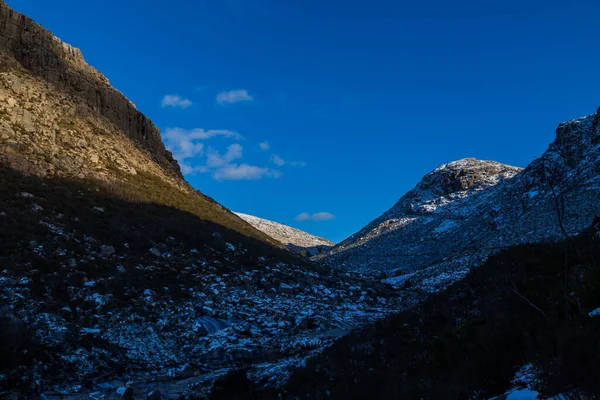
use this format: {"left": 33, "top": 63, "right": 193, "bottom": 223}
{"left": 196, "top": 221, "right": 600, "bottom": 399}
{"left": 102, "top": 166, "right": 282, "bottom": 247}
{"left": 271, "top": 221, "right": 600, "bottom": 399}
{"left": 0, "top": 166, "right": 293, "bottom": 267}
{"left": 3, "top": 164, "right": 600, "bottom": 398}
{"left": 0, "top": 167, "right": 306, "bottom": 387}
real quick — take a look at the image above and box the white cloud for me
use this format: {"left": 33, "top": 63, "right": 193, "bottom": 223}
{"left": 163, "top": 128, "right": 242, "bottom": 161}
{"left": 259, "top": 141, "right": 270, "bottom": 151}
{"left": 270, "top": 155, "right": 306, "bottom": 167}
{"left": 206, "top": 143, "right": 244, "bottom": 168}
{"left": 289, "top": 161, "right": 307, "bottom": 167}
{"left": 161, "top": 95, "right": 193, "bottom": 109}
{"left": 295, "top": 212, "right": 335, "bottom": 222}
{"left": 216, "top": 89, "right": 254, "bottom": 105}
{"left": 163, "top": 127, "right": 283, "bottom": 181}
{"left": 270, "top": 154, "right": 286, "bottom": 166}
{"left": 213, "top": 164, "right": 281, "bottom": 181}
{"left": 180, "top": 163, "right": 210, "bottom": 175}
{"left": 295, "top": 212, "right": 311, "bottom": 222}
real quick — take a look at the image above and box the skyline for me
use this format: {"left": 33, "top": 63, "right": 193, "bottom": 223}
{"left": 9, "top": 0, "right": 600, "bottom": 243}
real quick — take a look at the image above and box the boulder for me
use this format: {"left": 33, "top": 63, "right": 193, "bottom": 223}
{"left": 100, "top": 245, "right": 116, "bottom": 257}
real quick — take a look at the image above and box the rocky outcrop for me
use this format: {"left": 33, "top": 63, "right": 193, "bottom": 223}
{"left": 235, "top": 212, "right": 334, "bottom": 255}
{"left": 0, "top": 1, "right": 180, "bottom": 178}
{"left": 323, "top": 111, "right": 600, "bottom": 292}
{"left": 0, "top": 1, "right": 281, "bottom": 252}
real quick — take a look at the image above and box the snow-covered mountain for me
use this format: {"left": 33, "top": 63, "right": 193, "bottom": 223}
{"left": 322, "top": 109, "right": 600, "bottom": 292}
{"left": 235, "top": 212, "right": 334, "bottom": 255}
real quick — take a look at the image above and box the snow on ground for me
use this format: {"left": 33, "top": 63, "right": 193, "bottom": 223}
{"left": 0, "top": 199, "right": 404, "bottom": 397}
{"left": 235, "top": 212, "right": 333, "bottom": 255}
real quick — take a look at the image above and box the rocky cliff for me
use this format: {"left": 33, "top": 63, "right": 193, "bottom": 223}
{"left": 322, "top": 109, "right": 600, "bottom": 293}
{"left": 0, "top": 1, "right": 282, "bottom": 244}
{"left": 0, "top": 1, "right": 181, "bottom": 178}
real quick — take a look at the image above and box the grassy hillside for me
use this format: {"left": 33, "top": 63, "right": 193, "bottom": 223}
{"left": 0, "top": 167, "right": 291, "bottom": 266}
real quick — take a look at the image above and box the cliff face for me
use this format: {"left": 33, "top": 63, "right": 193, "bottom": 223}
{"left": 0, "top": 1, "right": 181, "bottom": 178}
{"left": 0, "top": 1, "right": 284, "bottom": 246}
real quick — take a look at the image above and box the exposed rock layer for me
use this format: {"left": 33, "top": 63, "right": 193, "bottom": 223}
{"left": 0, "top": 1, "right": 181, "bottom": 178}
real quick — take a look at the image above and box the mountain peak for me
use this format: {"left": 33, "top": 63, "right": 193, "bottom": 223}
{"left": 387, "top": 158, "right": 521, "bottom": 218}
{"left": 324, "top": 108, "right": 600, "bottom": 282}
{"left": 425, "top": 158, "right": 522, "bottom": 196}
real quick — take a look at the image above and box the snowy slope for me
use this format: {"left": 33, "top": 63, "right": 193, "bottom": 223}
{"left": 235, "top": 212, "right": 334, "bottom": 255}
{"left": 322, "top": 108, "right": 600, "bottom": 292}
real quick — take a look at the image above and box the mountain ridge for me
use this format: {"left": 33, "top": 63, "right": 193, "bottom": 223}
{"left": 322, "top": 109, "right": 600, "bottom": 294}
{"left": 0, "top": 0, "right": 285, "bottom": 246}
{"left": 0, "top": 0, "right": 181, "bottom": 178}
{"left": 235, "top": 212, "right": 334, "bottom": 255}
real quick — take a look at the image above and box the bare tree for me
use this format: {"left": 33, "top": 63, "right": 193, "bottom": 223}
{"left": 540, "top": 158, "right": 571, "bottom": 317}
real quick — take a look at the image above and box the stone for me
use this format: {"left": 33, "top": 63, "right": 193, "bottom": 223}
{"left": 116, "top": 387, "right": 134, "bottom": 399}
{"left": 146, "top": 391, "right": 162, "bottom": 400}
{"left": 279, "top": 283, "right": 295, "bottom": 294}
{"left": 0, "top": 308, "right": 29, "bottom": 354}
{"left": 149, "top": 247, "right": 161, "bottom": 257}
{"left": 100, "top": 245, "right": 116, "bottom": 257}
{"left": 178, "top": 364, "right": 195, "bottom": 378}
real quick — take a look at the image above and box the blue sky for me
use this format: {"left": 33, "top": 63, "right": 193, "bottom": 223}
{"left": 10, "top": 0, "right": 600, "bottom": 243}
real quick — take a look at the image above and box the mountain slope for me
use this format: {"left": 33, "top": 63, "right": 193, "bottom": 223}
{"left": 323, "top": 109, "right": 600, "bottom": 292}
{"left": 0, "top": 3, "right": 404, "bottom": 397}
{"left": 271, "top": 223, "right": 600, "bottom": 400}
{"left": 0, "top": 0, "right": 278, "bottom": 246}
{"left": 235, "top": 212, "right": 334, "bottom": 255}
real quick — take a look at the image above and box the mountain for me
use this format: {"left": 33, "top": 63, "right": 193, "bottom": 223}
{"left": 322, "top": 112, "right": 600, "bottom": 292}
{"left": 2, "top": 0, "right": 600, "bottom": 397}
{"left": 0, "top": 2, "right": 403, "bottom": 397}
{"left": 0, "top": 0, "right": 277, "bottom": 246}
{"left": 262, "top": 224, "right": 600, "bottom": 400}
{"left": 235, "top": 212, "right": 334, "bottom": 255}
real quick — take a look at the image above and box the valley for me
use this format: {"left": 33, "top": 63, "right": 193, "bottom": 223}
{"left": 1, "top": 1, "right": 600, "bottom": 399}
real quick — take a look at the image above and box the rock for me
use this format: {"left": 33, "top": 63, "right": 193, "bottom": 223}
{"left": 0, "top": 309, "right": 29, "bottom": 356}
{"left": 100, "top": 245, "right": 116, "bottom": 257}
{"left": 279, "top": 283, "right": 295, "bottom": 294}
{"left": 178, "top": 364, "right": 195, "bottom": 378}
{"left": 20, "top": 192, "right": 34, "bottom": 198}
{"left": 29, "top": 240, "right": 38, "bottom": 249}
{"left": 149, "top": 247, "right": 161, "bottom": 257}
{"left": 146, "top": 390, "right": 162, "bottom": 400}
{"left": 116, "top": 386, "right": 134, "bottom": 399}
